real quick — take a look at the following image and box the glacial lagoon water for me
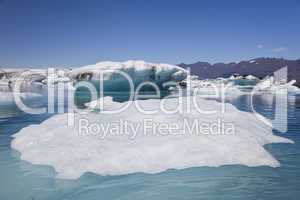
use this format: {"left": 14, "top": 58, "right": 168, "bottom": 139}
{"left": 0, "top": 87, "right": 300, "bottom": 200}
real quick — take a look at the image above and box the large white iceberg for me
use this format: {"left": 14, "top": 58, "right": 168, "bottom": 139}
{"left": 11, "top": 96, "right": 293, "bottom": 179}
{"left": 70, "top": 60, "right": 187, "bottom": 91}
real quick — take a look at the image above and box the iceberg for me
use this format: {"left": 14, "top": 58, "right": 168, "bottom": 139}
{"left": 70, "top": 60, "right": 187, "bottom": 91}
{"left": 245, "top": 75, "right": 259, "bottom": 80}
{"left": 180, "top": 77, "right": 247, "bottom": 99}
{"left": 42, "top": 69, "right": 71, "bottom": 85}
{"left": 11, "top": 96, "right": 293, "bottom": 179}
{"left": 0, "top": 80, "right": 9, "bottom": 87}
{"left": 287, "top": 85, "right": 300, "bottom": 95}
{"left": 0, "top": 68, "right": 47, "bottom": 87}
{"left": 255, "top": 76, "right": 274, "bottom": 90}
{"left": 0, "top": 68, "right": 74, "bottom": 88}
{"left": 229, "top": 74, "right": 244, "bottom": 80}
{"left": 255, "top": 76, "right": 300, "bottom": 94}
{"left": 0, "top": 91, "right": 42, "bottom": 106}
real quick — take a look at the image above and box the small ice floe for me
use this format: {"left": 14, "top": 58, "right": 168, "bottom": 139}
{"left": 255, "top": 76, "right": 300, "bottom": 95}
{"left": 0, "top": 80, "right": 9, "bottom": 87}
{"left": 42, "top": 69, "right": 71, "bottom": 85}
{"left": 229, "top": 73, "right": 244, "bottom": 80}
{"left": 0, "top": 69, "right": 11, "bottom": 87}
{"left": 245, "top": 75, "right": 259, "bottom": 80}
{"left": 0, "top": 91, "right": 42, "bottom": 106}
{"left": 0, "top": 68, "right": 47, "bottom": 87}
{"left": 183, "top": 76, "right": 247, "bottom": 97}
{"left": 255, "top": 76, "right": 274, "bottom": 90}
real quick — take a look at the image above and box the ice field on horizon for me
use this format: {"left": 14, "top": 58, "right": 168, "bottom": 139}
{"left": 1, "top": 60, "right": 300, "bottom": 94}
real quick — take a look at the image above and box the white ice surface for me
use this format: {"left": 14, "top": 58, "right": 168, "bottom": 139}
{"left": 84, "top": 96, "right": 124, "bottom": 111}
{"left": 11, "top": 96, "right": 293, "bottom": 179}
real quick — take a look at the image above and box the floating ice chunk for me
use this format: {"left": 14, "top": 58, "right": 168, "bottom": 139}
{"left": 287, "top": 85, "right": 300, "bottom": 95}
{"left": 0, "top": 68, "right": 47, "bottom": 88}
{"left": 0, "top": 80, "right": 9, "bottom": 87}
{"left": 168, "top": 86, "right": 177, "bottom": 91}
{"left": 0, "top": 91, "right": 42, "bottom": 106}
{"left": 184, "top": 78, "right": 246, "bottom": 99}
{"left": 245, "top": 75, "right": 258, "bottom": 80}
{"left": 229, "top": 74, "right": 244, "bottom": 80}
{"left": 70, "top": 60, "right": 187, "bottom": 91}
{"left": 42, "top": 69, "right": 71, "bottom": 85}
{"left": 11, "top": 96, "right": 293, "bottom": 179}
{"left": 255, "top": 77, "right": 299, "bottom": 95}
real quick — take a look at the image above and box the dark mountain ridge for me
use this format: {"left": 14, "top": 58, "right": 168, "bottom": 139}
{"left": 179, "top": 57, "right": 300, "bottom": 87}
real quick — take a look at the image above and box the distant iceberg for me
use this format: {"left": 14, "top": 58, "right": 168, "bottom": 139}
{"left": 42, "top": 69, "right": 71, "bottom": 85}
{"left": 245, "top": 75, "right": 258, "bottom": 80}
{"left": 0, "top": 68, "right": 47, "bottom": 88}
{"left": 255, "top": 76, "right": 300, "bottom": 95}
{"left": 0, "top": 91, "right": 42, "bottom": 106}
{"left": 70, "top": 60, "right": 187, "bottom": 91}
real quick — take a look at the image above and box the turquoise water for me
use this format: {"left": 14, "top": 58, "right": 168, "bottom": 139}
{"left": 0, "top": 90, "right": 300, "bottom": 200}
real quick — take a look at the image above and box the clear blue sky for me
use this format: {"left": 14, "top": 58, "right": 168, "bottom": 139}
{"left": 0, "top": 0, "right": 299, "bottom": 67}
